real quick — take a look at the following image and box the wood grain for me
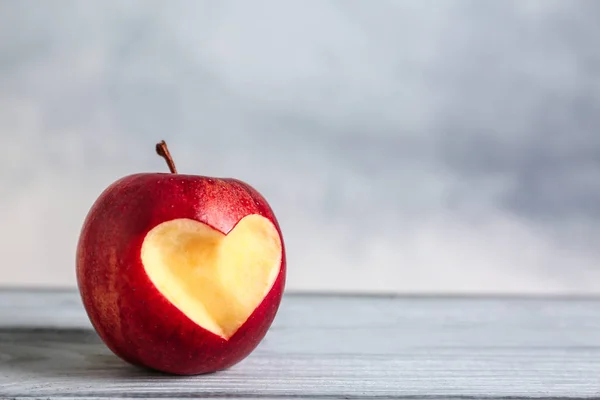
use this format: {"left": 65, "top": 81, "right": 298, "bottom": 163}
{"left": 1, "top": 289, "right": 600, "bottom": 399}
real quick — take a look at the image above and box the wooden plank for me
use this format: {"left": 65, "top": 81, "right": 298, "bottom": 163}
{"left": 1, "top": 289, "right": 600, "bottom": 399}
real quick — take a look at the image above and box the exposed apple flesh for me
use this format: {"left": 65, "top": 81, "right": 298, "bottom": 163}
{"left": 141, "top": 215, "right": 282, "bottom": 339}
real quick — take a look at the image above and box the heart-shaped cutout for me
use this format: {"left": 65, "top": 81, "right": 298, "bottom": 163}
{"left": 141, "top": 214, "right": 282, "bottom": 339}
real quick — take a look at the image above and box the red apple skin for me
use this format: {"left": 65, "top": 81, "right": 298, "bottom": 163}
{"left": 76, "top": 173, "right": 286, "bottom": 375}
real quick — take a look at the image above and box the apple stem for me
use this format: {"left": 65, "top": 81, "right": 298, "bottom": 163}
{"left": 155, "top": 140, "right": 178, "bottom": 174}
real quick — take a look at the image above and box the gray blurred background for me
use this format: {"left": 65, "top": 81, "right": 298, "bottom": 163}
{"left": 1, "top": 0, "right": 599, "bottom": 295}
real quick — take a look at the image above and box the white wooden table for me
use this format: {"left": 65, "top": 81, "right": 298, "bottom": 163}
{"left": 1, "top": 288, "right": 600, "bottom": 399}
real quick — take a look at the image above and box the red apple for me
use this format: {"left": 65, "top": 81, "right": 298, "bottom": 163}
{"left": 76, "top": 141, "right": 286, "bottom": 375}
